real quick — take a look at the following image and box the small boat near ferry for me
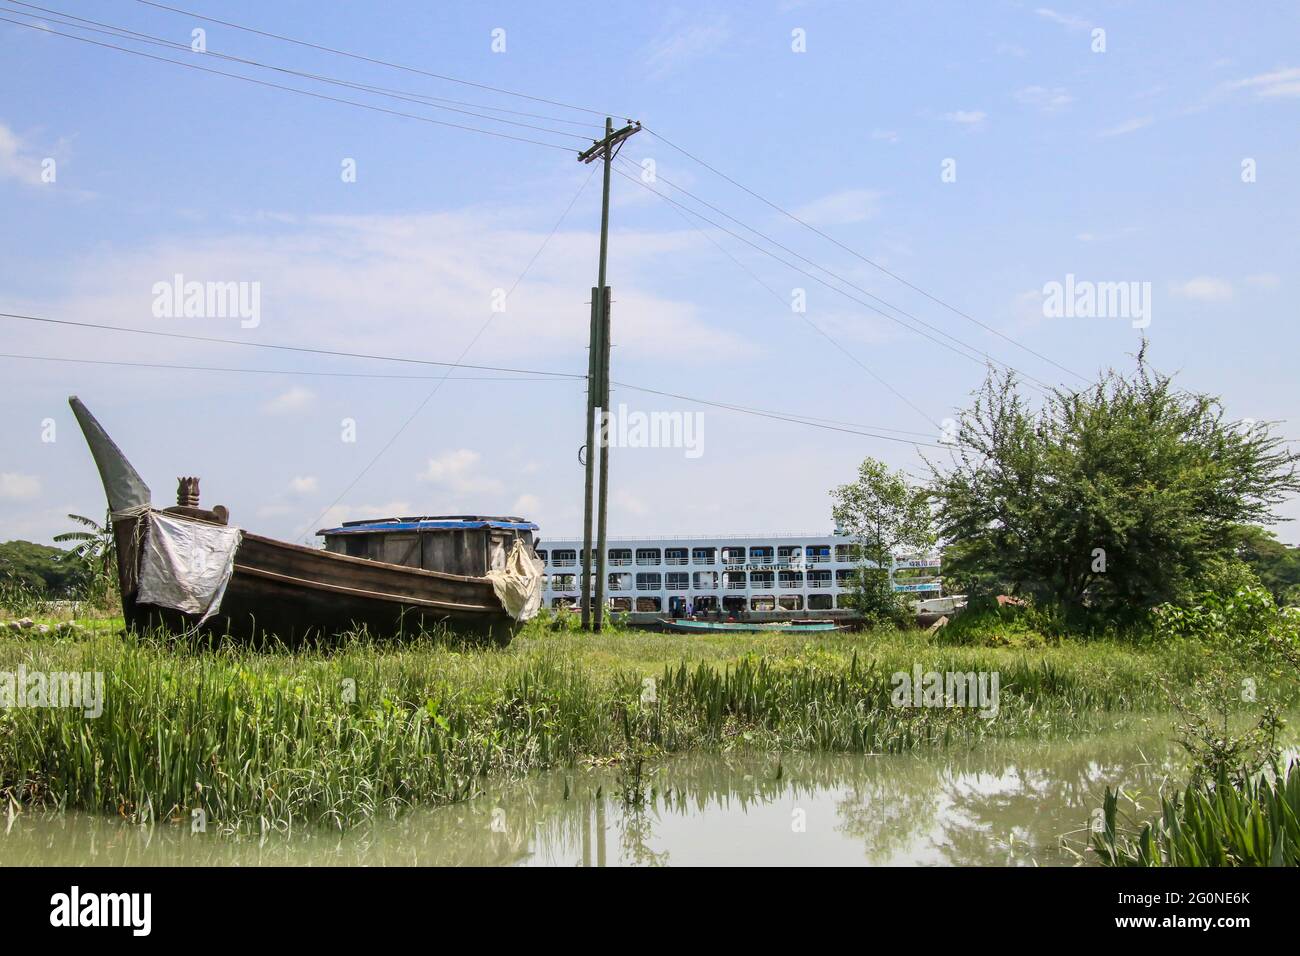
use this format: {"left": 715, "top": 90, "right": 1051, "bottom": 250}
{"left": 69, "top": 397, "right": 543, "bottom": 643}
{"left": 659, "top": 618, "right": 844, "bottom": 634}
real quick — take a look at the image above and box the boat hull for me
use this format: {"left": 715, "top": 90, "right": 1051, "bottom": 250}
{"left": 113, "top": 512, "right": 517, "bottom": 643}
{"left": 657, "top": 617, "right": 843, "bottom": 634}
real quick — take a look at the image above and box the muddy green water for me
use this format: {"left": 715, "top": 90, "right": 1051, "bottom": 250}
{"left": 0, "top": 716, "right": 1285, "bottom": 866}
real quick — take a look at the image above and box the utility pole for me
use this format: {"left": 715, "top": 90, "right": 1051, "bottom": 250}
{"left": 578, "top": 117, "right": 640, "bottom": 632}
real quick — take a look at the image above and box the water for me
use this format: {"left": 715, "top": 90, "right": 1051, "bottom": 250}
{"left": 0, "top": 717, "right": 1254, "bottom": 866}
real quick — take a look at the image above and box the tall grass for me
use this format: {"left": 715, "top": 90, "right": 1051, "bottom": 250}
{"left": 0, "top": 620, "right": 1290, "bottom": 833}
{"left": 1092, "top": 763, "right": 1300, "bottom": 866}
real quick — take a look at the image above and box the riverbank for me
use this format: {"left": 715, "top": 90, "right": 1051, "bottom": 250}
{"left": 2, "top": 616, "right": 1295, "bottom": 834}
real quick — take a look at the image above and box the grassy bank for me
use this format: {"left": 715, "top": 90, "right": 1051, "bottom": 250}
{"left": 2, "top": 616, "right": 1296, "bottom": 833}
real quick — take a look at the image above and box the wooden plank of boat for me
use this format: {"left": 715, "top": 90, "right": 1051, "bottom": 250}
{"left": 71, "top": 397, "right": 525, "bottom": 643}
{"left": 659, "top": 618, "right": 843, "bottom": 634}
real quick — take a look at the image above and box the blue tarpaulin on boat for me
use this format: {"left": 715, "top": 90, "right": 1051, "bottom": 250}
{"left": 318, "top": 517, "right": 538, "bottom": 535}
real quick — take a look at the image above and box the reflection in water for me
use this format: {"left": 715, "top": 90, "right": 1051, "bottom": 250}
{"left": 3, "top": 717, "right": 1282, "bottom": 866}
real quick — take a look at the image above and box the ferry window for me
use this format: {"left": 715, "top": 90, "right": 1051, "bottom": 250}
{"left": 751, "top": 571, "right": 774, "bottom": 589}
{"left": 609, "top": 548, "right": 632, "bottom": 566}
{"left": 552, "top": 549, "right": 577, "bottom": 567}
{"left": 636, "top": 548, "right": 661, "bottom": 565}
{"left": 808, "top": 570, "right": 832, "bottom": 588}
{"left": 835, "top": 544, "right": 862, "bottom": 562}
{"left": 721, "top": 547, "right": 746, "bottom": 564}
{"left": 750, "top": 546, "right": 774, "bottom": 563}
{"left": 635, "top": 597, "right": 661, "bottom": 612}
{"left": 666, "top": 572, "right": 689, "bottom": 591}
{"left": 779, "top": 595, "right": 804, "bottom": 611}
{"left": 695, "top": 596, "right": 718, "bottom": 611}
{"left": 636, "top": 573, "right": 662, "bottom": 591}
{"left": 609, "top": 597, "right": 632, "bottom": 612}
{"left": 536, "top": 550, "right": 548, "bottom": 564}
{"left": 724, "top": 571, "right": 746, "bottom": 589}
{"left": 750, "top": 594, "right": 776, "bottom": 611}
{"left": 664, "top": 548, "right": 688, "bottom": 565}
{"left": 806, "top": 546, "right": 830, "bottom": 563}
{"left": 808, "top": 594, "right": 833, "bottom": 610}
{"left": 778, "top": 546, "right": 802, "bottom": 562}
{"left": 693, "top": 571, "right": 719, "bottom": 590}
{"left": 692, "top": 547, "right": 716, "bottom": 565}
{"left": 552, "top": 574, "right": 576, "bottom": 591}
{"left": 836, "top": 568, "right": 855, "bottom": 585}
{"left": 609, "top": 573, "right": 632, "bottom": 591}
{"left": 778, "top": 571, "right": 804, "bottom": 589}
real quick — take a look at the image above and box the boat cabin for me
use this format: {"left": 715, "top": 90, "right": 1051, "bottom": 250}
{"left": 318, "top": 515, "right": 539, "bottom": 577}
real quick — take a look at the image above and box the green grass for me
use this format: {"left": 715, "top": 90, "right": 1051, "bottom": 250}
{"left": 1, "top": 615, "right": 1294, "bottom": 833}
{"left": 1092, "top": 763, "right": 1300, "bottom": 866}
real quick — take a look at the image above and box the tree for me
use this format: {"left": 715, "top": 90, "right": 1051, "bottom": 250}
{"left": 831, "top": 457, "right": 935, "bottom": 626}
{"left": 0, "top": 540, "right": 91, "bottom": 596}
{"left": 53, "top": 512, "right": 115, "bottom": 579}
{"left": 930, "top": 346, "right": 1300, "bottom": 619}
{"left": 1228, "top": 524, "right": 1300, "bottom": 605}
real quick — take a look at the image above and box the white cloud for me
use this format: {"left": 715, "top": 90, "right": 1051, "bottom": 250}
{"left": 1035, "top": 8, "right": 1092, "bottom": 31}
{"left": 942, "top": 110, "right": 988, "bottom": 128}
{"left": 0, "top": 472, "right": 41, "bottom": 499}
{"left": 644, "top": 15, "right": 731, "bottom": 78}
{"left": 289, "top": 475, "right": 318, "bottom": 494}
{"left": 1171, "top": 277, "right": 1233, "bottom": 301}
{"left": 40, "top": 206, "right": 748, "bottom": 366}
{"left": 1015, "top": 85, "right": 1073, "bottom": 114}
{"left": 512, "top": 493, "right": 541, "bottom": 516}
{"left": 0, "top": 121, "right": 46, "bottom": 186}
{"left": 263, "top": 387, "right": 315, "bottom": 414}
{"left": 1226, "top": 67, "right": 1300, "bottom": 99}
{"left": 791, "top": 188, "right": 882, "bottom": 226}
{"left": 1098, "top": 117, "right": 1152, "bottom": 138}
{"left": 419, "top": 449, "right": 504, "bottom": 494}
{"left": 1246, "top": 273, "right": 1281, "bottom": 289}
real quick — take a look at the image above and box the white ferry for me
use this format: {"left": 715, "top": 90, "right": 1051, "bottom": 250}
{"left": 537, "top": 531, "right": 942, "bottom": 624}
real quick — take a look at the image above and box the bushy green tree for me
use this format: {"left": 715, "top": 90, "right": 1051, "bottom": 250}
{"left": 831, "top": 457, "right": 934, "bottom": 626}
{"left": 931, "top": 346, "right": 1300, "bottom": 621}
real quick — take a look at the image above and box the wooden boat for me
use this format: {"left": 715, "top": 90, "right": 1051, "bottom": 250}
{"left": 69, "top": 397, "right": 541, "bottom": 643}
{"left": 658, "top": 618, "right": 844, "bottom": 634}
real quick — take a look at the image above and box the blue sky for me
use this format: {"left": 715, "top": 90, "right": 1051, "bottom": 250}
{"left": 1, "top": 0, "right": 1298, "bottom": 546}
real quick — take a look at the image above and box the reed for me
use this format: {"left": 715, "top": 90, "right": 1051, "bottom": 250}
{"left": 0, "top": 619, "right": 1291, "bottom": 833}
{"left": 1092, "top": 763, "right": 1300, "bottom": 866}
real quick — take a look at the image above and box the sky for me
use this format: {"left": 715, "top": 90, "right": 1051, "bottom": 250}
{"left": 1, "top": 0, "right": 1298, "bottom": 547}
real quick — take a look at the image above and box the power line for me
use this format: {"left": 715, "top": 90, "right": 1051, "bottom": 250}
{"left": 0, "top": 352, "right": 577, "bottom": 383}
{"left": 130, "top": 0, "right": 622, "bottom": 120}
{"left": 613, "top": 155, "right": 1054, "bottom": 394}
{"left": 291, "top": 163, "right": 599, "bottom": 541}
{"left": 1, "top": 2, "right": 598, "bottom": 142}
{"left": 0, "top": 349, "right": 957, "bottom": 447}
{"left": 641, "top": 125, "right": 1089, "bottom": 384}
{"left": 609, "top": 163, "right": 1050, "bottom": 394}
{"left": 624, "top": 158, "right": 945, "bottom": 433}
{"left": 0, "top": 14, "right": 580, "bottom": 152}
{"left": 0, "top": 312, "right": 586, "bottom": 379}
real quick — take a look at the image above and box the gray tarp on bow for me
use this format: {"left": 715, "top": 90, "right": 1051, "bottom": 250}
{"left": 68, "top": 396, "right": 152, "bottom": 513}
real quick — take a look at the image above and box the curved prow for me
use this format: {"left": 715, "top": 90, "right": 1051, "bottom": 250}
{"left": 68, "top": 396, "right": 152, "bottom": 513}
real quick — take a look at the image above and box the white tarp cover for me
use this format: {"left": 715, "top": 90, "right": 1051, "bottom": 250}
{"left": 137, "top": 511, "right": 242, "bottom": 623}
{"left": 486, "top": 540, "right": 545, "bottom": 621}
